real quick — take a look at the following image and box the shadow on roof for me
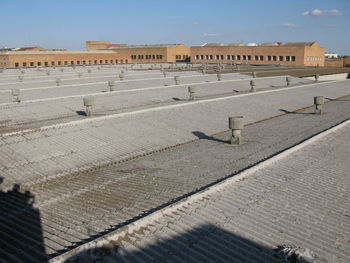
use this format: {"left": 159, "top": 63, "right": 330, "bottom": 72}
{"left": 62, "top": 224, "right": 285, "bottom": 263}
{"left": 0, "top": 177, "right": 48, "bottom": 262}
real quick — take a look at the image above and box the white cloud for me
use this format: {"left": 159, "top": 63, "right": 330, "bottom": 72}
{"left": 302, "top": 9, "right": 342, "bottom": 16}
{"left": 280, "top": 23, "right": 298, "bottom": 28}
{"left": 203, "top": 33, "right": 220, "bottom": 37}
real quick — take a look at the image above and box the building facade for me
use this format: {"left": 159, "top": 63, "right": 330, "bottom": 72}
{"left": 0, "top": 50, "right": 130, "bottom": 68}
{"left": 97, "top": 43, "right": 191, "bottom": 63}
{"left": 191, "top": 42, "right": 325, "bottom": 67}
{"left": 86, "top": 41, "right": 112, "bottom": 51}
{"left": 86, "top": 41, "right": 191, "bottom": 63}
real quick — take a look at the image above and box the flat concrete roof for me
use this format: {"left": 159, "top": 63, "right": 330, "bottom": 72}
{"left": 0, "top": 64, "right": 349, "bottom": 262}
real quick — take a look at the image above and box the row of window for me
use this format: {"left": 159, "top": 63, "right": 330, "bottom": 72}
{"left": 195, "top": 54, "right": 296, "bottom": 62}
{"left": 175, "top": 55, "right": 189, "bottom": 59}
{"left": 131, "top": 54, "right": 164, "bottom": 60}
{"left": 306, "top": 56, "right": 322, "bottom": 61}
{"left": 14, "top": 59, "right": 129, "bottom": 68}
{"left": 129, "top": 54, "right": 188, "bottom": 60}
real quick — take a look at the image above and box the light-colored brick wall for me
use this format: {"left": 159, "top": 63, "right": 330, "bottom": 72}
{"left": 304, "top": 42, "right": 325, "bottom": 67}
{"left": 86, "top": 41, "right": 111, "bottom": 51}
{"left": 111, "top": 44, "right": 191, "bottom": 63}
{"left": 165, "top": 44, "right": 191, "bottom": 62}
{"left": 191, "top": 42, "right": 325, "bottom": 66}
{"left": 2, "top": 51, "right": 130, "bottom": 68}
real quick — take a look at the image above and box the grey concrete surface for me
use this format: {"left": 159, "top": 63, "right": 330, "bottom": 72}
{"left": 1, "top": 96, "right": 349, "bottom": 261}
{"left": 58, "top": 119, "right": 350, "bottom": 263}
{"left": 0, "top": 76, "right": 311, "bottom": 133}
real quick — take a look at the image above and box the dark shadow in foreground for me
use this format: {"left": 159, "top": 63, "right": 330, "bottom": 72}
{"left": 0, "top": 177, "right": 48, "bottom": 262}
{"left": 279, "top": 109, "right": 314, "bottom": 115}
{"left": 62, "top": 224, "right": 300, "bottom": 263}
{"left": 192, "top": 130, "right": 228, "bottom": 144}
{"left": 325, "top": 97, "right": 350, "bottom": 102}
{"left": 76, "top": 110, "right": 87, "bottom": 116}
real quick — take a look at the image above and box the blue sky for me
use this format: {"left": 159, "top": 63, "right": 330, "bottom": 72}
{"left": 0, "top": 0, "right": 349, "bottom": 54}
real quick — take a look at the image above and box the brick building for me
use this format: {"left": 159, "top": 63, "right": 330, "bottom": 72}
{"left": 89, "top": 42, "right": 191, "bottom": 63}
{"left": 86, "top": 41, "right": 112, "bottom": 51}
{"left": 0, "top": 50, "right": 130, "bottom": 68}
{"left": 191, "top": 42, "right": 325, "bottom": 67}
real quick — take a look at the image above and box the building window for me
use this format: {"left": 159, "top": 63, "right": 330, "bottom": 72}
{"left": 125, "top": 59, "right": 128, "bottom": 63}
{"left": 71, "top": 61, "right": 74, "bottom": 65}
{"left": 45, "top": 62, "right": 49, "bottom": 66}
{"left": 286, "top": 56, "right": 291, "bottom": 62}
{"left": 259, "top": 56, "right": 264, "bottom": 61}
{"left": 121, "top": 60, "right": 124, "bottom": 63}
{"left": 247, "top": 55, "right": 251, "bottom": 60}
{"left": 115, "top": 59, "right": 118, "bottom": 63}
{"left": 64, "top": 61, "right": 68, "bottom": 65}
{"left": 237, "top": 55, "right": 241, "bottom": 60}
{"left": 273, "top": 56, "right": 277, "bottom": 61}
{"left": 267, "top": 56, "right": 272, "bottom": 61}
{"left": 291, "top": 56, "right": 296, "bottom": 62}
{"left": 30, "top": 62, "right": 34, "bottom": 66}
{"left": 88, "top": 60, "right": 92, "bottom": 64}
{"left": 242, "top": 55, "right": 246, "bottom": 60}
{"left": 254, "top": 56, "right": 259, "bottom": 61}
{"left": 15, "top": 63, "right": 19, "bottom": 67}
{"left": 159, "top": 55, "right": 163, "bottom": 59}
{"left": 22, "top": 62, "right": 27, "bottom": 67}
{"left": 58, "top": 61, "right": 62, "bottom": 65}
{"left": 279, "top": 56, "right": 284, "bottom": 61}
{"left": 77, "top": 61, "right": 80, "bottom": 65}
{"left": 38, "top": 62, "right": 41, "bottom": 66}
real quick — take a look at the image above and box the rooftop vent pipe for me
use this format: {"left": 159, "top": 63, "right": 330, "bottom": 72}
{"left": 229, "top": 116, "right": 244, "bottom": 144}
{"left": 11, "top": 88, "right": 20, "bottom": 103}
{"left": 55, "top": 78, "right": 61, "bottom": 86}
{"left": 314, "top": 96, "right": 324, "bottom": 115}
{"left": 108, "top": 80, "right": 115, "bottom": 91}
{"left": 119, "top": 73, "right": 124, "bottom": 81}
{"left": 314, "top": 74, "right": 319, "bottom": 82}
{"left": 250, "top": 80, "right": 256, "bottom": 92}
{"left": 188, "top": 86, "right": 195, "bottom": 101}
{"left": 286, "top": 76, "right": 291, "bottom": 86}
{"left": 83, "top": 96, "right": 94, "bottom": 117}
{"left": 217, "top": 73, "right": 222, "bottom": 81}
